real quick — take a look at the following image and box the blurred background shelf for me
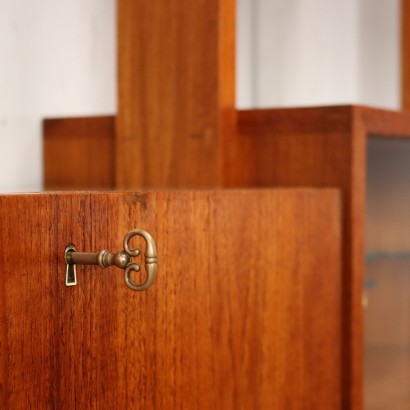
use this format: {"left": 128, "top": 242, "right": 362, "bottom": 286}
{"left": 366, "top": 252, "right": 410, "bottom": 260}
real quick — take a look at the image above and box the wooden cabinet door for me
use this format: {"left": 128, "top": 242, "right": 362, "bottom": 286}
{"left": 0, "top": 190, "right": 342, "bottom": 409}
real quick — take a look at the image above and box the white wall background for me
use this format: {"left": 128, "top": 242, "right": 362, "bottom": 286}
{"left": 359, "top": 0, "right": 400, "bottom": 108}
{"left": 0, "top": 0, "right": 401, "bottom": 191}
{"left": 0, "top": 0, "right": 116, "bottom": 192}
{"left": 237, "top": 0, "right": 400, "bottom": 108}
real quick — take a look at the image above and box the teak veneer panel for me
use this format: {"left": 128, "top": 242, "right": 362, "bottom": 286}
{"left": 43, "top": 117, "right": 115, "bottom": 190}
{"left": 116, "top": 0, "right": 236, "bottom": 189}
{"left": 0, "top": 190, "right": 342, "bottom": 409}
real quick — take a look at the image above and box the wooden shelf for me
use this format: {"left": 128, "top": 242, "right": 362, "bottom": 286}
{"left": 366, "top": 252, "right": 410, "bottom": 260}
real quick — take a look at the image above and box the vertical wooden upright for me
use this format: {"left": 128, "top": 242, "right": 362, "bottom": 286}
{"left": 116, "top": 0, "right": 236, "bottom": 189}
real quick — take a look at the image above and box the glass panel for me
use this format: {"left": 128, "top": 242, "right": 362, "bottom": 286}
{"left": 365, "top": 137, "right": 410, "bottom": 409}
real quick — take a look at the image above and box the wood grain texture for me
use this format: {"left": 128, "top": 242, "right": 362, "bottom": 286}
{"left": 0, "top": 190, "right": 342, "bottom": 409}
{"left": 235, "top": 105, "right": 366, "bottom": 409}
{"left": 116, "top": 0, "right": 236, "bottom": 189}
{"left": 235, "top": 104, "right": 410, "bottom": 410}
{"left": 359, "top": 105, "right": 410, "bottom": 136}
{"left": 43, "top": 117, "right": 115, "bottom": 190}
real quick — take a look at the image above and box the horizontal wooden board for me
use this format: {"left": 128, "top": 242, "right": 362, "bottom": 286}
{"left": 116, "top": 0, "right": 236, "bottom": 189}
{"left": 43, "top": 116, "right": 115, "bottom": 190}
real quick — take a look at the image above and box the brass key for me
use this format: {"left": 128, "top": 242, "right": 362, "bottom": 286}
{"left": 64, "top": 229, "right": 157, "bottom": 291}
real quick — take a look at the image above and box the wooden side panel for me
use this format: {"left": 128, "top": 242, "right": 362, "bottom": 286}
{"left": 0, "top": 190, "right": 342, "bottom": 409}
{"left": 43, "top": 117, "right": 115, "bottom": 190}
{"left": 116, "top": 0, "right": 236, "bottom": 189}
{"left": 236, "top": 106, "right": 364, "bottom": 410}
